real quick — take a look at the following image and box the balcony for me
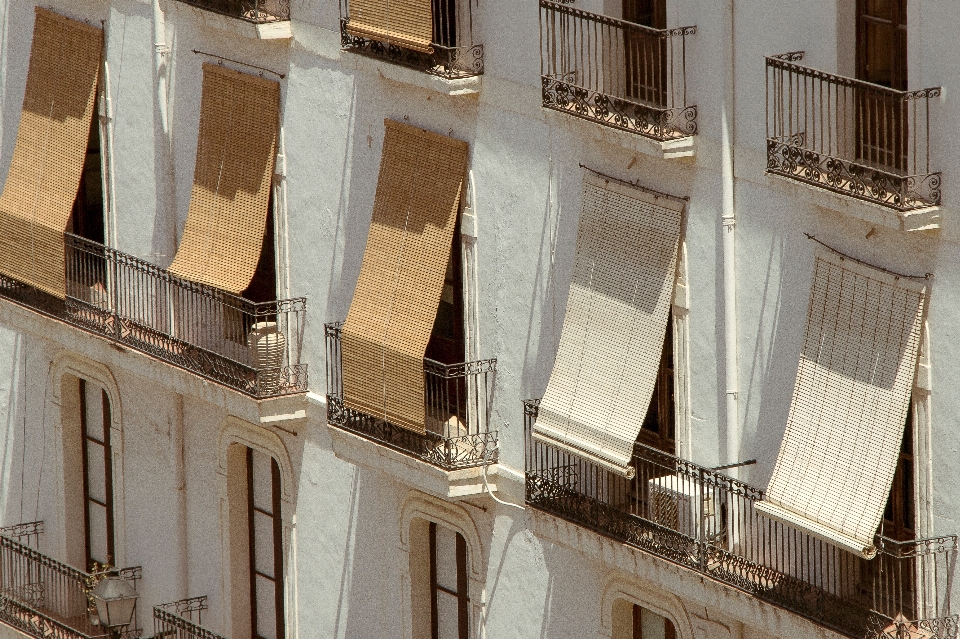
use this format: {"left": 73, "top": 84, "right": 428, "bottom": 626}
{"left": 0, "top": 234, "right": 307, "bottom": 400}
{"left": 339, "top": 0, "right": 484, "bottom": 80}
{"left": 539, "top": 1, "right": 696, "bottom": 143}
{"left": 766, "top": 52, "right": 941, "bottom": 213}
{"left": 153, "top": 597, "right": 225, "bottom": 639}
{"left": 524, "top": 400, "right": 958, "bottom": 639}
{"left": 175, "top": 0, "right": 289, "bottom": 23}
{"left": 325, "top": 322, "right": 497, "bottom": 475}
{"left": 0, "top": 522, "right": 143, "bottom": 639}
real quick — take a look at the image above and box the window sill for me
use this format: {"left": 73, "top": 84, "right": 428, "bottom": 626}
{"left": 340, "top": 49, "right": 482, "bottom": 96}
{"left": 172, "top": 2, "right": 292, "bottom": 41}
{"left": 327, "top": 424, "right": 520, "bottom": 500}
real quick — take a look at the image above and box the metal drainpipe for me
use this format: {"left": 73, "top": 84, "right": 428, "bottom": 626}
{"left": 721, "top": 0, "right": 740, "bottom": 476}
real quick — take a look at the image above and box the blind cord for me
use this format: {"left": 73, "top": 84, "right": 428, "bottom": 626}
{"left": 481, "top": 445, "right": 524, "bottom": 511}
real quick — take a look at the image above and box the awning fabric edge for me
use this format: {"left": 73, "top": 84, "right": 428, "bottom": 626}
{"left": 756, "top": 501, "right": 877, "bottom": 559}
{"left": 532, "top": 425, "right": 636, "bottom": 479}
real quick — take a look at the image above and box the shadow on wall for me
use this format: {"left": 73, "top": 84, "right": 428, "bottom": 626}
{"left": 521, "top": 157, "right": 581, "bottom": 401}
{"left": 0, "top": 2, "right": 39, "bottom": 183}
{"left": 742, "top": 234, "right": 814, "bottom": 487}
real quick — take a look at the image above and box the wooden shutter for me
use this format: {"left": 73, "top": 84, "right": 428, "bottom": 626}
{"left": 533, "top": 173, "right": 684, "bottom": 478}
{"left": 341, "top": 119, "right": 468, "bottom": 434}
{"left": 346, "top": 0, "right": 435, "bottom": 53}
{"left": 0, "top": 9, "right": 101, "bottom": 299}
{"left": 168, "top": 64, "right": 279, "bottom": 295}
{"left": 757, "top": 249, "right": 926, "bottom": 558}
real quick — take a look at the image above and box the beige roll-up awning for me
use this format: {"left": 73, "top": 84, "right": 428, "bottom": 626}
{"left": 346, "top": 0, "right": 434, "bottom": 53}
{"left": 0, "top": 9, "right": 101, "bottom": 299}
{"left": 341, "top": 119, "right": 468, "bottom": 434}
{"left": 167, "top": 64, "right": 279, "bottom": 295}
{"left": 756, "top": 248, "right": 927, "bottom": 559}
{"left": 533, "top": 173, "right": 684, "bottom": 478}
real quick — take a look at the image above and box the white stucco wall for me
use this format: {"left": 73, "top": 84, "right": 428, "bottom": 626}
{"left": 0, "top": 0, "right": 956, "bottom": 638}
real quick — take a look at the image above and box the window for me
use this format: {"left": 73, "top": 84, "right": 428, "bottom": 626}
{"left": 69, "top": 99, "right": 105, "bottom": 245}
{"left": 612, "top": 600, "right": 676, "bottom": 639}
{"left": 856, "top": 0, "right": 907, "bottom": 170}
{"left": 637, "top": 312, "right": 674, "bottom": 455}
{"left": 623, "top": 0, "right": 667, "bottom": 107}
{"left": 79, "top": 378, "right": 115, "bottom": 569}
{"left": 229, "top": 446, "right": 284, "bottom": 639}
{"left": 429, "top": 522, "right": 468, "bottom": 639}
{"left": 425, "top": 220, "right": 465, "bottom": 366}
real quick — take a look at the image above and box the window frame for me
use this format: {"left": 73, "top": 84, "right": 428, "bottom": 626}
{"left": 79, "top": 378, "right": 115, "bottom": 570}
{"left": 428, "top": 521, "right": 469, "bottom": 639}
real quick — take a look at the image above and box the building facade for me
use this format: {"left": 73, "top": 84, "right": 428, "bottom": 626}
{"left": 0, "top": 0, "right": 954, "bottom": 638}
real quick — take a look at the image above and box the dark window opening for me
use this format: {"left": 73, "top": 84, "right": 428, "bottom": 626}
{"left": 425, "top": 219, "right": 465, "bottom": 367}
{"left": 429, "top": 522, "right": 468, "bottom": 639}
{"left": 632, "top": 604, "right": 676, "bottom": 639}
{"left": 856, "top": 0, "right": 907, "bottom": 171}
{"left": 79, "top": 378, "right": 114, "bottom": 570}
{"left": 432, "top": 0, "right": 458, "bottom": 49}
{"left": 247, "top": 448, "right": 284, "bottom": 639}
{"left": 70, "top": 100, "right": 105, "bottom": 245}
{"left": 637, "top": 311, "right": 675, "bottom": 455}
{"left": 623, "top": 0, "right": 667, "bottom": 107}
{"left": 242, "top": 194, "right": 278, "bottom": 304}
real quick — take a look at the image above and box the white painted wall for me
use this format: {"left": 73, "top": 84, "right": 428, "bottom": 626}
{"left": 0, "top": 0, "right": 956, "bottom": 637}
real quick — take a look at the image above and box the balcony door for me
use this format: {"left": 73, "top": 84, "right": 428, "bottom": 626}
{"left": 432, "top": 0, "right": 457, "bottom": 49}
{"left": 79, "top": 378, "right": 115, "bottom": 570}
{"left": 429, "top": 522, "right": 469, "bottom": 639}
{"left": 623, "top": 0, "right": 666, "bottom": 107}
{"left": 856, "top": 0, "right": 907, "bottom": 171}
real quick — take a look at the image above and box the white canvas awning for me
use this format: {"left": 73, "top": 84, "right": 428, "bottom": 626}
{"left": 533, "top": 173, "right": 684, "bottom": 477}
{"left": 757, "top": 248, "right": 927, "bottom": 558}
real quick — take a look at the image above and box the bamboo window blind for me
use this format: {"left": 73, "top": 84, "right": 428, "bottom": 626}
{"left": 533, "top": 173, "right": 684, "bottom": 478}
{"left": 346, "top": 0, "right": 435, "bottom": 54}
{"left": 757, "top": 249, "right": 926, "bottom": 558}
{"left": 0, "top": 8, "right": 101, "bottom": 299}
{"left": 341, "top": 119, "right": 468, "bottom": 434}
{"left": 168, "top": 64, "right": 279, "bottom": 295}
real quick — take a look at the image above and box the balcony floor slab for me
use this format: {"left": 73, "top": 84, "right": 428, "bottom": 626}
{"left": 544, "top": 108, "right": 696, "bottom": 160}
{"left": 766, "top": 170, "right": 941, "bottom": 232}
{"left": 172, "top": 1, "right": 292, "bottom": 40}
{"left": 327, "top": 423, "right": 521, "bottom": 500}
{"left": 340, "top": 50, "right": 482, "bottom": 96}
{"left": 529, "top": 506, "right": 850, "bottom": 639}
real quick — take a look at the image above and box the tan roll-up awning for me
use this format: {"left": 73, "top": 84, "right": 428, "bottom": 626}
{"left": 0, "top": 9, "right": 101, "bottom": 299}
{"left": 757, "top": 249, "right": 927, "bottom": 558}
{"left": 167, "top": 64, "right": 279, "bottom": 295}
{"left": 341, "top": 119, "right": 468, "bottom": 433}
{"left": 533, "top": 173, "right": 684, "bottom": 478}
{"left": 346, "top": 0, "right": 435, "bottom": 53}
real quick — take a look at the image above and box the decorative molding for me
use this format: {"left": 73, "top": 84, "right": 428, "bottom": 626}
{"left": 599, "top": 573, "right": 694, "bottom": 639}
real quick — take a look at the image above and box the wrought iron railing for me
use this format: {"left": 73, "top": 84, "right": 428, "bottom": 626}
{"left": 0, "top": 233, "right": 307, "bottom": 399}
{"left": 153, "top": 596, "right": 225, "bottom": 639}
{"left": 339, "top": 0, "right": 483, "bottom": 79}
{"left": 174, "top": 0, "right": 289, "bottom": 23}
{"left": 325, "top": 322, "right": 497, "bottom": 469}
{"left": 766, "top": 52, "right": 941, "bottom": 211}
{"left": 539, "top": 1, "right": 696, "bottom": 141}
{"left": 524, "top": 400, "right": 958, "bottom": 639}
{"left": 0, "top": 526, "right": 142, "bottom": 639}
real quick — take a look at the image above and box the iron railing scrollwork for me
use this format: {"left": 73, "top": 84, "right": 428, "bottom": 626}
{"left": 539, "top": 1, "right": 697, "bottom": 141}
{"left": 339, "top": 0, "right": 483, "bottom": 79}
{"left": 153, "top": 596, "right": 226, "bottom": 639}
{"left": 523, "top": 400, "right": 958, "bottom": 639}
{"left": 0, "top": 528, "right": 143, "bottom": 639}
{"left": 766, "top": 53, "right": 942, "bottom": 211}
{"left": 174, "top": 0, "right": 289, "bottom": 23}
{"left": 0, "top": 233, "right": 307, "bottom": 399}
{"left": 325, "top": 322, "right": 498, "bottom": 470}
